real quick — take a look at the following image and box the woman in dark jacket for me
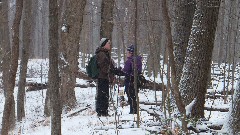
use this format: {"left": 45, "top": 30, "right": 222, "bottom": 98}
{"left": 122, "top": 45, "right": 142, "bottom": 114}
{"left": 95, "top": 38, "right": 114, "bottom": 117}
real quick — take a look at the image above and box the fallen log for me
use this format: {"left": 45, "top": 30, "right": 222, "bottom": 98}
{"left": 207, "top": 90, "right": 234, "bottom": 96}
{"left": 26, "top": 82, "right": 95, "bottom": 92}
{"left": 76, "top": 70, "right": 166, "bottom": 91}
{"left": 207, "top": 125, "right": 223, "bottom": 130}
{"left": 204, "top": 107, "right": 229, "bottom": 112}
{"left": 26, "top": 71, "right": 166, "bottom": 91}
{"left": 139, "top": 101, "right": 161, "bottom": 106}
{"left": 205, "top": 94, "right": 226, "bottom": 99}
{"left": 26, "top": 82, "right": 48, "bottom": 92}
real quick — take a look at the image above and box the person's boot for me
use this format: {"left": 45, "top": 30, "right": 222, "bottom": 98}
{"left": 129, "top": 102, "right": 134, "bottom": 114}
{"left": 133, "top": 108, "right": 137, "bottom": 114}
{"left": 101, "top": 110, "right": 109, "bottom": 116}
{"left": 97, "top": 110, "right": 104, "bottom": 117}
{"left": 133, "top": 102, "right": 137, "bottom": 114}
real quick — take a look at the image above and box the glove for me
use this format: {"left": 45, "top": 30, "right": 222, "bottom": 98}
{"left": 116, "top": 67, "right": 125, "bottom": 76}
{"left": 111, "top": 67, "right": 124, "bottom": 76}
{"left": 117, "top": 67, "right": 122, "bottom": 71}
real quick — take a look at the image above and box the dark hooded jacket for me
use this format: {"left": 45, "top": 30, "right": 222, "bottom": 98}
{"left": 95, "top": 47, "right": 114, "bottom": 80}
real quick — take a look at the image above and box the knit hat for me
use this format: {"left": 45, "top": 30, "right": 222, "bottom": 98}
{"left": 100, "top": 38, "right": 109, "bottom": 47}
{"left": 127, "top": 45, "right": 134, "bottom": 53}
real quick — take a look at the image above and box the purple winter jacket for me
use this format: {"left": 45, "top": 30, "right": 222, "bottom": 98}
{"left": 123, "top": 56, "right": 142, "bottom": 76}
{"left": 122, "top": 55, "right": 142, "bottom": 89}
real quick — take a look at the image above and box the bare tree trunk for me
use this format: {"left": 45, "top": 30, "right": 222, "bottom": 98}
{"left": 1, "top": 0, "right": 23, "bottom": 134}
{"left": 145, "top": 1, "right": 161, "bottom": 78}
{"left": 1, "top": 0, "right": 11, "bottom": 97}
{"left": 17, "top": 0, "right": 32, "bottom": 122}
{"left": 226, "top": 81, "right": 240, "bottom": 134}
{"left": 170, "top": 0, "right": 196, "bottom": 83}
{"left": 49, "top": 0, "right": 61, "bottom": 134}
{"left": 44, "top": 88, "right": 51, "bottom": 117}
{"left": 0, "top": 2, "right": 3, "bottom": 58}
{"left": 214, "top": 0, "right": 225, "bottom": 64}
{"left": 126, "top": 0, "right": 135, "bottom": 45}
{"left": 179, "top": 0, "right": 220, "bottom": 118}
{"left": 133, "top": 0, "right": 140, "bottom": 128}
{"left": 100, "top": 0, "right": 114, "bottom": 39}
{"left": 59, "top": 0, "right": 87, "bottom": 108}
{"left": 161, "top": 0, "right": 187, "bottom": 132}
{"left": 224, "top": 0, "right": 238, "bottom": 103}
{"left": 44, "top": 0, "right": 62, "bottom": 117}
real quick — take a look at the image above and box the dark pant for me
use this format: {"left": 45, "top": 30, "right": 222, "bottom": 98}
{"left": 125, "top": 82, "right": 137, "bottom": 114}
{"left": 96, "top": 78, "right": 109, "bottom": 115}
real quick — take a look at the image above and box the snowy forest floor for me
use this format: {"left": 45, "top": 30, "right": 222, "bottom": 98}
{"left": 0, "top": 59, "right": 235, "bottom": 135}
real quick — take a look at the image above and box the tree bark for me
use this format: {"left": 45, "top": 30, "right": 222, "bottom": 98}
{"left": 171, "top": 0, "right": 196, "bottom": 83}
{"left": 49, "top": 0, "right": 61, "bottom": 134}
{"left": 213, "top": 0, "right": 225, "bottom": 64}
{"left": 0, "top": 2, "right": 2, "bottom": 58}
{"left": 227, "top": 81, "right": 240, "bottom": 134}
{"left": 161, "top": 0, "right": 186, "bottom": 117}
{"left": 1, "top": 0, "right": 23, "bottom": 134}
{"left": 161, "top": 0, "right": 187, "bottom": 132}
{"left": 145, "top": 1, "right": 162, "bottom": 78}
{"left": 100, "top": 0, "right": 114, "bottom": 40}
{"left": 17, "top": 0, "right": 32, "bottom": 122}
{"left": 1, "top": 0, "right": 11, "bottom": 97}
{"left": 44, "top": 88, "right": 51, "bottom": 117}
{"left": 179, "top": 0, "right": 220, "bottom": 118}
{"left": 59, "top": 0, "right": 87, "bottom": 108}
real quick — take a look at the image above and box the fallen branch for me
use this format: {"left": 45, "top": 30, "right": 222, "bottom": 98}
{"left": 205, "top": 94, "right": 226, "bottom": 99}
{"left": 139, "top": 101, "right": 161, "bottom": 106}
{"left": 67, "top": 104, "right": 91, "bottom": 118}
{"left": 207, "top": 124, "right": 223, "bottom": 130}
{"left": 140, "top": 108, "right": 162, "bottom": 121}
{"left": 26, "top": 82, "right": 96, "bottom": 92}
{"left": 204, "top": 107, "right": 229, "bottom": 112}
{"left": 26, "top": 82, "right": 47, "bottom": 92}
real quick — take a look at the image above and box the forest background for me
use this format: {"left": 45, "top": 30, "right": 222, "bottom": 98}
{"left": 0, "top": 0, "right": 240, "bottom": 134}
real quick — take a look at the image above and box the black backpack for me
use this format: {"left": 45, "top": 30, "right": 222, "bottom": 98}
{"left": 137, "top": 73, "right": 147, "bottom": 89}
{"left": 86, "top": 55, "right": 99, "bottom": 79}
{"left": 130, "top": 58, "right": 146, "bottom": 88}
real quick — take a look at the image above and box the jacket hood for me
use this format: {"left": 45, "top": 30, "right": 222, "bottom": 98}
{"left": 95, "top": 47, "right": 109, "bottom": 54}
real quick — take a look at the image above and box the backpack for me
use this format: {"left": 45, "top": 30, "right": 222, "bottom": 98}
{"left": 129, "top": 73, "right": 146, "bottom": 90}
{"left": 86, "top": 55, "right": 99, "bottom": 79}
{"left": 137, "top": 73, "right": 147, "bottom": 89}
{"left": 130, "top": 57, "right": 146, "bottom": 89}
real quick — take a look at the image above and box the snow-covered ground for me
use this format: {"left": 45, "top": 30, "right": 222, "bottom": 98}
{"left": 0, "top": 59, "right": 237, "bottom": 134}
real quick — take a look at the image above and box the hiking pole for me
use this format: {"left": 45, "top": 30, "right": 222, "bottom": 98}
{"left": 109, "top": 83, "right": 114, "bottom": 110}
{"left": 117, "top": 75, "right": 120, "bottom": 118}
{"left": 113, "top": 80, "right": 119, "bottom": 135}
{"left": 117, "top": 76, "right": 121, "bottom": 128}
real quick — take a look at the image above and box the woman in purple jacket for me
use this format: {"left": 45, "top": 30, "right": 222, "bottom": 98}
{"left": 122, "top": 45, "right": 142, "bottom": 114}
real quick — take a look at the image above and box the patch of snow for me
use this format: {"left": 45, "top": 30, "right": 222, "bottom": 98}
{"left": 186, "top": 98, "right": 196, "bottom": 116}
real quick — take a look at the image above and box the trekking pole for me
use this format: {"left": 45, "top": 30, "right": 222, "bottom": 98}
{"left": 117, "top": 76, "right": 121, "bottom": 127}
{"left": 113, "top": 75, "right": 123, "bottom": 134}
{"left": 109, "top": 83, "right": 114, "bottom": 110}
{"left": 117, "top": 75, "right": 120, "bottom": 116}
{"left": 113, "top": 79, "right": 119, "bottom": 135}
